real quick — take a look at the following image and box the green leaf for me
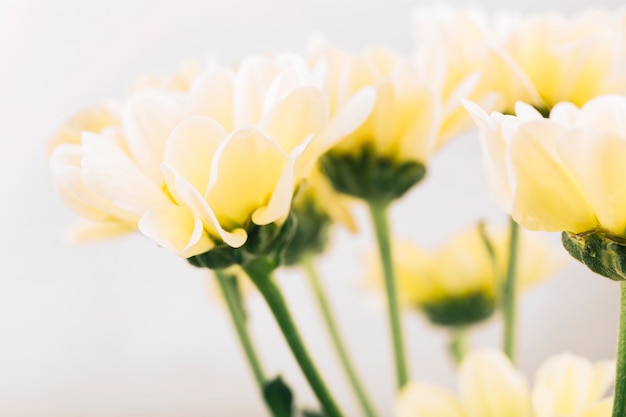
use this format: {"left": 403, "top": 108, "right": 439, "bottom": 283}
{"left": 263, "top": 376, "right": 294, "bottom": 417}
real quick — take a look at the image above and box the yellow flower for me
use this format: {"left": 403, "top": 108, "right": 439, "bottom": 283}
{"left": 310, "top": 40, "right": 441, "bottom": 164}
{"left": 371, "top": 223, "right": 559, "bottom": 326}
{"left": 414, "top": 5, "right": 626, "bottom": 114}
{"left": 49, "top": 54, "right": 375, "bottom": 258}
{"left": 466, "top": 95, "right": 626, "bottom": 236}
{"left": 396, "top": 349, "right": 614, "bottom": 417}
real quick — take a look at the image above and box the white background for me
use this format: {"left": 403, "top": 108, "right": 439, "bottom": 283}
{"left": 1, "top": 0, "right": 624, "bottom": 416}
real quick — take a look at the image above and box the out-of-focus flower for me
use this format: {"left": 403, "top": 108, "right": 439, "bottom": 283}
{"left": 396, "top": 349, "right": 615, "bottom": 417}
{"left": 283, "top": 171, "right": 357, "bottom": 266}
{"left": 466, "top": 95, "right": 626, "bottom": 281}
{"left": 369, "top": 223, "right": 559, "bottom": 326}
{"left": 49, "top": 54, "right": 375, "bottom": 259}
{"left": 414, "top": 5, "right": 626, "bottom": 114}
{"left": 310, "top": 40, "right": 460, "bottom": 202}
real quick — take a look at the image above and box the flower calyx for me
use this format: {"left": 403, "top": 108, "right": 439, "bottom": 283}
{"left": 421, "top": 291, "right": 496, "bottom": 327}
{"left": 562, "top": 229, "right": 626, "bottom": 282}
{"left": 320, "top": 145, "right": 426, "bottom": 203}
{"left": 188, "top": 213, "right": 298, "bottom": 271}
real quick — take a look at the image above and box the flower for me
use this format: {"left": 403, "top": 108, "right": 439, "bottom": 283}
{"left": 466, "top": 95, "right": 626, "bottom": 236}
{"left": 396, "top": 349, "right": 615, "bottom": 417}
{"left": 49, "top": 54, "right": 375, "bottom": 258}
{"left": 413, "top": 5, "right": 626, "bottom": 114}
{"left": 282, "top": 170, "right": 357, "bottom": 266}
{"left": 309, "top": 40, "right": 454, "bottom": 201}
{"left": 370, "top": 223, "right": 559, "bottom": 326}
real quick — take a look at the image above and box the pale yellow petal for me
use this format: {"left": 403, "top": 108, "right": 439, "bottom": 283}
{"left": 164, "top": 116, "right": 227, "bottom": 195}
{"left": 162, "top": 163, "right": 247, "bottom": 248}
{"left": 581, "top": 398, "right": 613, "bottom": 417}
{"left": 259, "top": 86, "right": 329, "bottom": 154}
{"left": 67, "top": 219, "right": 133, "bottom": 243}
{"left": 459, "top": 349, "right": 531, "bottom": 417}
{"left": 232, "top": 56, "right": 278, "bottom": 129}
{"left": 207, "top": 127, "right": 286, "bottom": 228}
{"left": 505, "top": 120, "right": 597, "bottom": 232}
{"left": 556, "top": 129, "right": 626, "bottom": 235}
{"left": 252, "top": 135, "right": 312, "bottom": 225}
{"left": 139, "top": 204, "right": 213, "bottom": 258}
{"left": 187, "top": 68, "right": 235, "bottom": 131}
{"left": 122, "top": 90, "right": 187, "bottom": 185}
{"left": 396, "top": 382, "right": 467, "bottom": 417}
{"left": 81, "top": 131, "right": 171, "bottom": 216}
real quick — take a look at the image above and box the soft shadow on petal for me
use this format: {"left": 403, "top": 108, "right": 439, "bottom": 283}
{"left": 164, "top": 116, "right": 227, "bottom": 195}
{"left": 139, "top": 204, "right": 213, "bottom": 258}
{"left": 505, "top": 120, "right": 597, "bottom": 232}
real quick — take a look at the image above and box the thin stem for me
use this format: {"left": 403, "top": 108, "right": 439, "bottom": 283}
{"left": 302, "top": 256, "right": 379, "bottom": 417}
{"left": 244, "top": 260, "right": 344, "bottom": 417}
{"left": 448, "top": 327, "right": 469, "bottom": 367}
{"left": 502, "top": 218, "right": 520, "bottom": 363}
{"left": 367, "top": 200, "right": 410, "bottom": 389}
{"left": 215, "top": 270, "right": 266, "bottom": 389}
{"left": 612, "top": 282, "right": 626, "bottom": 417}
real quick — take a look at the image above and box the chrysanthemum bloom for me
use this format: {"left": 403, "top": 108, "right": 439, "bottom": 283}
{"left": 382, "top": 224, "right": 559, "bottom": 327}
{"left": 396, "top": 349, "right": 614, "bottom": 417}
{"left": 466, "top": 95, "right": 626, "bottom": 281}
{"left": 413, "top": 5, "right": 626, "bottom": 115}
{"left": 309, "top": 41, "right": 448, "bottom": 201}
{"left": 49, "top": 54, "right": 375, "bottom": 261}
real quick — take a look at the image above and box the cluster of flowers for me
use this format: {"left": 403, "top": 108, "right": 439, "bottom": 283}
{"left": 48, "top": 4, "right": 626, "bottom": 417}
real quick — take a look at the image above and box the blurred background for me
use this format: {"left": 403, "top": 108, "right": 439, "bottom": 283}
{"left": 1, "top": 0, "right": 624, "bottom": 415}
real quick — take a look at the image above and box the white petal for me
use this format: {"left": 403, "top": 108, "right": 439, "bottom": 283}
{"left": 164, "top": 116, "right": 227, "bottom": 195}
{"left": 459, "top": 349, "right": 531, "bottom": 417}
{"left": 396, "top": 382, "right": 467, "bottom": 417}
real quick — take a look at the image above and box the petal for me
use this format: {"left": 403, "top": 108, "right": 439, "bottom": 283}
{"left": 532, "top": 353, "right": 595, "bottom": 417}
{"left": 396, "top": 84, "right": 441, "bottom": 162}
{"left": 81, "top": 131, "right": 171, "bottom": 216}
{"left": 162, "top": 163, "right": 248, "bottom": 248}
{"left": 309, "top": 86, "right": 376, "bottom": 166}
{"left": 505, "top": 120, "right": 597, "bottom": 232}
{"left": 122, "top": 90, "right": 187, "bottom": 184}
{"left": 459, "top": 349, "right": 531, "bottom": 417}
{"left": 581, "top": 399, "right": 613, "bottom": 417}
{"left": 396, "top": 382, "right": 467, "bottom": 417}
{"left": 232, "top": 56, "right": 278, "bottom": 129}
{"left": 464, "top": 100, "right": 513, "bottom": 211}
{"left": 164, "top": 116, "right": 227, "bottom": 195}
{"left": 67, "top": 219, "right": 133, "bottom": 243}
{"left": 187, "top": 68, "right": 235, "bottom": 131}
{"left": 259, "top": 86, "right": 329, "bottom": 154}
{"left": 252, "top": 134, "right": 313, "bottom": 225}
{"left": 578, "top": 95, "right": 626, "bottom": 137}
{"left": 139, "top": 204, "right": 213, "bottom": 258}
{"left": 206, "top": 127, "right": 287, "bottom": 228}
{"left": 556, "top": 129, "right": 626, "bottom": 234}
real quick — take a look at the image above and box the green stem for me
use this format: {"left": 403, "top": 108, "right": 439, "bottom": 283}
{"left": 215, "top": 270, "right": 266, "bottom": 390}
{"left": 302, "top": 256, "right": 379, "bottom": 417}
{"left": 502, "top": 218, "right": 520, "bottom": 363}
{"left": 244, "top": 259, "right": 344, "bottom": 417}
{"left": 367, "top": 200, "right": 410, "bottom": 389}
{"left": 612, "top": 282, "right": 626, "bottom": 417}
{"left": 448, "top": 327, "right": 469, "bottom": 367}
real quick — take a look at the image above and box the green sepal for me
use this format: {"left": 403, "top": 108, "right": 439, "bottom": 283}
{"left": 562, "top": 230, "right": 626, "bottom": 282}
{"left": 189, "top": 245, "right": 242, "bottom": 270}
{"left": 263, "top": 376, "right": 294, "bottom": 417}
{"left": 422, "top": 292, "right": 495, "bottom": 327}
{"left": 320, "top": 146, "right": 426, "bottom": 202}
{"left": 187, "top": 213, "right": 298, "bottom": 271}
